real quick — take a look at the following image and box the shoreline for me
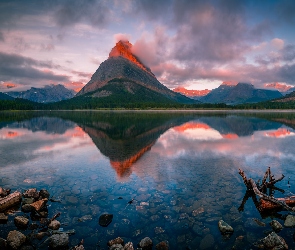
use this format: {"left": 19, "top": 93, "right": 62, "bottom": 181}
{"left": 1, "top": 109, "right": 295, "bottom": 113}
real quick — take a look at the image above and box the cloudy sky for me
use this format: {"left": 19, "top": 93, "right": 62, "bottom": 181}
{"left": 0, "top": 0, "right": 295, "bottom": 93}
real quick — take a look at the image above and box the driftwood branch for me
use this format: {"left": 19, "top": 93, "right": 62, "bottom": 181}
{"left": 239, "top": 168, "right": 293, "bottom": 213}
{"left": 248, "top": 179, "right": 295, "bottom": 212}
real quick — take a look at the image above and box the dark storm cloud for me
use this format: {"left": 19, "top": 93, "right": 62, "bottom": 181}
{"left": 132, "top": 0, "right": 295, "bottom": 87}
{"left": 278, "top": 64, "right": 295, "bottom": 84}
{"left": 277, "top": 0, "right": 295, "bottom": 24}
{"left": 54, "top": 0, "right": 110, "bottom": 28}
{"left": 0, "top": 0, "right": 111, "bottom": 29}
{"left": 0, "top": 52, "right": 68, "bottom": 82}
{"left": 255, "top": 43, "right": 295, "bottom": 66}
{"left": 0, "top": 31, "right": 4, "bottom": 41}
{"left": 0, "top": 52, "right": 56, "bottom": 68}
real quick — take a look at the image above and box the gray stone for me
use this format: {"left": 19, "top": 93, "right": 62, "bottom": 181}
{"left": 218, "top": 220, "right": 234, "bottom": 234}
{"left": 48, "top": 220, "right": 61, "bottom": 230}
{"left": 284, "top": 215, "right": 295, "bottom": 227}
{"left": 21, "top": 204, "right": 33, "bottom": 213}
{"left": 108, "top": 237, "right": 124, "bottom": 247}
{"left": 7, "top": 230, "right": 26, "bottom": 250}
{"left": 138, "top": 237, "right": 153, "bottom": 250}
{"left": 48, "top": 233, "right": 69, "bottom": 249}
{"left": 14, "top": 216, "right": 29, "bottom": 229}
{"left": 23, "top": 188, "right": 39, "bottom": 199}
{"left": 0, "top": 213, "right": 8, "bottom": 223}
{"left": 110, "top": 244, "right": 123, "bottom": 250}
{"left": 123, "top": 242, "right": 134, "bottom": 250}
{"left": 270, "top": 220, "right": 283, "bottom": 232}
{"left": 22, "top": 198, "right": 34, "bottom": 205}
{"left": 262, "top": 232, "right": 288, "bottom": 249}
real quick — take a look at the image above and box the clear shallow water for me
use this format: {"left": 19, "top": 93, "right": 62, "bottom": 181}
{"left": 1, "top": 111, "right": 295, "bottom": 249}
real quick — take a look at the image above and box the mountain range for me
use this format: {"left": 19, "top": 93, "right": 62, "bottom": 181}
{"left": 6, "top": 84, "right": 75, "bottom": 103}
{"left": 1, "top": 40, "right": 294, "bottom": 108}
{"left": 199, "top": 82, "right": 282, "bottom": 105}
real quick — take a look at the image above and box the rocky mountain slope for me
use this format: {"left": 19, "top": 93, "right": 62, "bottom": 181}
{"left": 76, "top": 40, "right": 196, "bottom": 104}
{"left": 7, "top": 84, "right": 75, "bottom": 103}
{"left": 0, "top": 92, "right": 14, "bottom": 100}
{"left": 272, "top": 90, "right": 295, "bottom": 103}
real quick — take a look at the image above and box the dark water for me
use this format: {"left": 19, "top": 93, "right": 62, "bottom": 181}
{"left": 1, "top": 111, "right": 295, "bottom": 249}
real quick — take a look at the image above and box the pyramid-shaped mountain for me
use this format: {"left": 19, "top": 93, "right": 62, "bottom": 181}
{"left": 76, "top": 40, "right": 195, "bottom": 104}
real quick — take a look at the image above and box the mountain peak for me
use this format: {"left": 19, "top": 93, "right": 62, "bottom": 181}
{"left": 109, "top": 40, "right": 154, "bottom": 76}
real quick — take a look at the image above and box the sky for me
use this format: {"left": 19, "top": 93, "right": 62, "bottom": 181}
{"left": 0, "top": 0, "right": 295, "bottom": 93}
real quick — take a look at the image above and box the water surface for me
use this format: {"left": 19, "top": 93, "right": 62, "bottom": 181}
{"left": 1, "top": 111, "right": 295, "bottom": 249}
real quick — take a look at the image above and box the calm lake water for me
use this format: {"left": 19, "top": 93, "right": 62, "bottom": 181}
{"left": 1, "top": 111, "right": 295, "bottom": 249}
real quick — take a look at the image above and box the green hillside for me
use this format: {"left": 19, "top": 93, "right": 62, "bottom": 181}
{"left": 46, "top": 78, "right": 189, "bottom": 109}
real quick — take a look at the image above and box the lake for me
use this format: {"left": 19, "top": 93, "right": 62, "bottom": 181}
{"left": 1, "top": 110, "right": 295, "bottom": 249}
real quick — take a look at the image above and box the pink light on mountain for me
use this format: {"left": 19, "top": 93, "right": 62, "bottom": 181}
{"left": 173, "top": 87, "right": 211, "bottom": 97}
{"left": 264, "top": 82, "right": 294, "bottom": 92}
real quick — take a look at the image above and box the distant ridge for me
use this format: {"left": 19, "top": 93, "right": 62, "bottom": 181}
{"left": 7, "top": 84, "right": 75, "bottom": 103}
{"left": 272, "top": 90, "right": 295, "bottom": 103}
{"left": 173, "top": 87, "right": 211, "bottom": 100}
{"left": 200, "top": 82, "right": 282, "bottom": 104}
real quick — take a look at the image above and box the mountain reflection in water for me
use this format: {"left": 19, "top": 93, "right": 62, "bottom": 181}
{"left": 1, "top": 111, "right": 295, "bottom": 249}
{"left": 0, "top": 111, "right": 293, "bottom": 179}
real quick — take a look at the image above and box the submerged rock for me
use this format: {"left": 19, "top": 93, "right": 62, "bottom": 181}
{"left": 218, "top": 220, "right": 234, "bottom": 234}
{"left": 7, "top": 230, "right": 26, "bottom": 250}
{"left": 270, "top": 220, "right": 283, "bottom": 232}
{"left": 110, "top": 244, "right": 124, "bottom": 250}
{"left": 0, "top": 237, "right": 7, "bottom": 249}
{"left": 0, "top": 213, "right": 8, "bottom": 223}
{"left": 262, "top": 232, "right": 288, "bottom": 250}
{"left": 21, "top": 204, "right": 33, "bottom": 213}
{"left": 200, "top": 234, "right": 214, "bottom": 250}
{"left": 14, "top": 216, "right": 29, "bottom": 229}
{"left": 48, "top": 233, "right": 69, "bottom": 249}
{"left": 0, "top": 187, "right": 11, "bottom": 197}
{"left": 123, "top": 242, "right": 134, "bottom": 250}
{"left": 284, "top": 215, "right": 295, "bottom": 227}
{"left": 39, "top": 189, "right": 50, "bottom": 199}
{"left": 138, "top": 237, "right": 153, "bottom": 250}
{"left": 108, "top": 237, "right": 124, "bottom": 247}
{"left": 99, "top": 214, "right": 113, "bottom": 227}
{"left": 22, "top": 198, "right": 34, "bottom": 205}
{"left": 23, "top": 188, "right": 39, "bottom": 200}
{"left": 48, "top": 220, "right": 61, "bottom": 230}
{"left": 156, "top": 241, "right": 169, "bottom": 250}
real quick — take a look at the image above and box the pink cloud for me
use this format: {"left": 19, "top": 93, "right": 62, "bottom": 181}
{"left": 63, "top": 81, "right": 85, "bottom": 92}
{"left": 0, "top": 81, "right": 18, "bottom": 89}
{"left": 114, "top": 33, "right": 131, "bottom": 43}
{"left": 271, "top": 38, "right": 284, "bottom": 50}
{"left": 264, "top": 82, "right": 293, "bottom": 92}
